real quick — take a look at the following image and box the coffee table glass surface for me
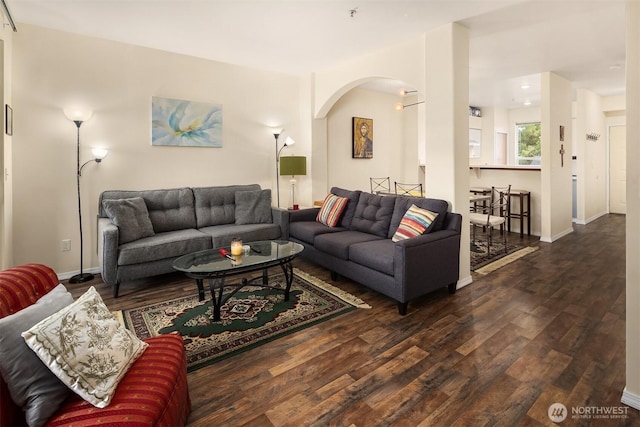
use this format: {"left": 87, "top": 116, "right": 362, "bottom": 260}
{"left": 173, "top": 240, "right": 304, "bottom": 321}
{"left": 173, "top": 240, "right": 303, "bottom": 274}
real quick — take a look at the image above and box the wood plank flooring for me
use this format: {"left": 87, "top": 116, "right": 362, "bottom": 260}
{"left": 65, "top": 214, "right": 637, "bottom": 426}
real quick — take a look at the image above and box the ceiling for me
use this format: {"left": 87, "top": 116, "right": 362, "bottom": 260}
{"left": 7, "top": 0, "right": 627, "bottom": 109}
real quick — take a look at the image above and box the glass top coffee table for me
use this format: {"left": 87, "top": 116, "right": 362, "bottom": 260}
{"left": 173, "top": 240, "right": 304, "bottom": 321}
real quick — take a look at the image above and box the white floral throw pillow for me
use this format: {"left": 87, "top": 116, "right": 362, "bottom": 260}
{"left": 22, "top": 286, "right": 148, "bottom": 408}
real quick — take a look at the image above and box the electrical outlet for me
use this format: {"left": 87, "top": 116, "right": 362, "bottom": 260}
{"left": 61, "top": 239, "right": 71, "bottom": 251}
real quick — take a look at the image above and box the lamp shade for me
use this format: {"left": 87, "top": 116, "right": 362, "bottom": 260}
{"left": 279, "top": 156, "right": 307, "bottom": 176}
{"left": 91, "top": 147, "right": 108, "bottom": 160}
{"left": 63, "top": 107, "right": 93, "bottom": 122}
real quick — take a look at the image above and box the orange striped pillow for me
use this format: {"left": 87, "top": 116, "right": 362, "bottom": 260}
{"left": 316, "top": 193, "right": 349, "bottom": 227}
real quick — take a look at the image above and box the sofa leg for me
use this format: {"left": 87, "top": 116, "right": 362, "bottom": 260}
{"left": 113, "top": 283, "right": 120, "bottom": 298}
{"left": 448, "top": 283, "right": 457, "bottom": 294}
{"left": 330, "top": 271, "right": 338, "bottom": 281}
{"left": 398, "top": 302, "right": 408, "bottom": 315}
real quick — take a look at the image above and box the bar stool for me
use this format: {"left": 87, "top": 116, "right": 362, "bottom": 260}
{"left": 470, "top": 186, "right": 491, "bottom": 213}
{"left": 507, "top": 189, "right": 531, "bottom": 237}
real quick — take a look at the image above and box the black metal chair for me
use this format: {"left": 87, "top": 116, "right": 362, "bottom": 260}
{"left": 469, "top": 185, "right": 511, "bottom": 256}
{"left": 370, "top": 177, "right": 391, "bottom": 194}
{"left": 394, "top": 182, "right": 424, "bottom": 197}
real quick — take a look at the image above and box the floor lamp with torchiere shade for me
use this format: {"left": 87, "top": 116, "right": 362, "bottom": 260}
{"left": 63, "top": 107, "right": 108, "bottom": 283}
{"left": 273, "top": 128, "right": 295, "bottom": 207}
{"left": 280, "top": 155, "right": 307, "bottom": 210}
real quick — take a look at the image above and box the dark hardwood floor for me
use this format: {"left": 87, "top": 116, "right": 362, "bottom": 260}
{"left": 65, "top": 214, "right": 637, "bottom": 426}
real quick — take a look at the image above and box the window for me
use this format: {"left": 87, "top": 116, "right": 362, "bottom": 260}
{"left": 516, "top": 122, "right": 541, "bottom": 165}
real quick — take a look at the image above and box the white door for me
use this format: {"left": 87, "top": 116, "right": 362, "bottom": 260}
{"left": 609, "top": 125, "right": 626, "bottom": 214}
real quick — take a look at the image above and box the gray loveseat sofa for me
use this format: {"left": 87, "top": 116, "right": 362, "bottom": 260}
{"left": 288, "top": 187, "right": 462, "bottom": 315}
{"left": 97, "top": 184, "right": 288, "bottom": 297}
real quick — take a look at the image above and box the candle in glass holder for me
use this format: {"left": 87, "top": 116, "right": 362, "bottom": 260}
{"left": 230, "top": 238, "right": 243, "bottom": 256}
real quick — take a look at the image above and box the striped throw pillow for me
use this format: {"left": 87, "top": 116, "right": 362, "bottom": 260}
{"left": 392, "top": 204, "right": 438, "bottom": 242}
{"left": 316, "top": 193, "right": 349, "bottom": 227}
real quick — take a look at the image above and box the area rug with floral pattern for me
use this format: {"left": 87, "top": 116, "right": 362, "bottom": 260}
{"left": 117, "top": 268, "right": 370, "bottom": 372}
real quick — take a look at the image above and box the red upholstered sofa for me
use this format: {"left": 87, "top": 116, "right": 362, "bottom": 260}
{"left": 0, "top": 264, "right": 191, "bottom": 427}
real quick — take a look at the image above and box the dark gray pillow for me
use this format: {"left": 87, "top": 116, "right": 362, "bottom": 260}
{"left": 0, "top": 284, "right": 73, "bottom": 427}
{"left": 102, "top": 197, "right": 155, "bottom": 244}
{"left": 235, "top": 190, "right": 273, "bottom": 225}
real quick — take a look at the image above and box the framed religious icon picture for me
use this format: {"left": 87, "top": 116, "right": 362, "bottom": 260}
{"left": 352, "top": 117, "right": 373, "bottom": 159}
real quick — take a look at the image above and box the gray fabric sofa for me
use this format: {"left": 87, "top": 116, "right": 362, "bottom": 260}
{"left": 97, "top": 184, "right": 289, "bottom": 297}
{"left": 288, "top": 187, "right": 462, "bottom": 315}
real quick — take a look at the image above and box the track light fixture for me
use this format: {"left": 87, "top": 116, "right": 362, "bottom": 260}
{"left": 394, "top": 100, "right": 425, "bottom": 111}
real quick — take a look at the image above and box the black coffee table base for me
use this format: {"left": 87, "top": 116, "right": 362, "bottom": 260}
{"left": 189, "top": 261, "right": 295, "bottom": 322}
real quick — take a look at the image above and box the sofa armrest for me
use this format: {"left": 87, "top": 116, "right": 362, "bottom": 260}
{"left": 393, "top": 229, "right": 461, "bottom": 302}
{"left": 46, "top": 333, "right": 190, "bottom": 426}
{"left": 271, "top": 207, "right": 290, "bottom": 239}
{"left": 98, "top": 217, "right": 119, "bottom": 286}
{"left": 442, "top": 212, "right": 462, "bottom": 233}
{"left": 289, "top": 207, "right": 320, "bottom": 223}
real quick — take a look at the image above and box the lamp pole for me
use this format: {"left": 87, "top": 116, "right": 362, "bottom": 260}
{"left": 69, "top": 120, "right": 93, "bottom": 284}
{"left": 274, "top": 132, "right": 281, "bottom": 207}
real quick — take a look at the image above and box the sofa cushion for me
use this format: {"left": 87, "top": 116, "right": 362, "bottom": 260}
{"left": 289, "top": 221, "right": 346, "bottom": 245}
{"left": 103, "top": 197, "right": 156, "bottom": 244}
{"left": 314, "top": 230, "right": 383, "bottom": 260}
{"left": 46, "top": 333, "right": 190, "bottom": 427}
{"left": 0, "top": 284, "right": 73, "bottom": 427}
{"left": 199, "top": 223, "right": 281, "bottom": 248}
{"left": 235, "top": 189, "right": 273, "bottom": 224}
{"left": 350, "top": 192, "right": 396, "bottom": 238}
{"left": 316, "top": 193, "right": 349, "bottom": 227}
{"left": 22, "top": 287, "right": 148, "bottom": 408}
{"left": 117, "top": 229, "right": 212, "bottom": 265}
{"left": 99, "top": 188, "right": 197, "bottom": 233}
{"left": 349, "top": 239, "right": 396, "bottom": 276}
{"left": 193, "top": 184, "right": 261, "bottom": 228}
{"left": 391, "top": 204, "right": 438, "bottom": 242}
{"left": 388, "top": 196, "right": 449, "bottom": 238}
{"left": 329, "top": 187, "right": 361, "bottom": 228}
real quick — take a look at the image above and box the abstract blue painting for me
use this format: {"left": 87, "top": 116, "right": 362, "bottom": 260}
{"left": 152, "top": 96, "right": 223, "bottom": 147}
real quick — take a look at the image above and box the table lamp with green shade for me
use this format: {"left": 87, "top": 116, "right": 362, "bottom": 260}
{"left": 279, "top": 156, "right": 307, "bottom": 210}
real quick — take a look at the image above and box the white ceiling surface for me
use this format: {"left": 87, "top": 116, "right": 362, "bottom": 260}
{"left": 8, "top": 0, "right": 627, "bottom": 109}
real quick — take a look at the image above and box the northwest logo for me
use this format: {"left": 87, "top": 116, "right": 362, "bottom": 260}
{"left": 548, "top": 403, "right": 568, "bottom": 423}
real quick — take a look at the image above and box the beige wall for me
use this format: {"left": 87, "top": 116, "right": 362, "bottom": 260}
{"left": 12, "top": 24, "right": 305, "bottom": 277}
{"left": 625, "top": 0, "right": 640, "bottom": 410}
{"left": 313, "top": 37, "right": 426, "bottom": 119}
{"left": 540, "top": 72, "right": 573, "bottom": 242}
{"left": 575, "top": 88, "right": 607, "bottom": 224}
{"left": 0, "top": 20, "right": 13, "bottom": 269}
{"left": 424, "top": 23, "right": 471, "bottom": 287}
{"left": 326, "top": 88, "right": 413, "bottom": 193}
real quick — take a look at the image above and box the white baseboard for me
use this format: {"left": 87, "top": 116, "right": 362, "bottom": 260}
{"left": 573, "top": 211, "right": 609, "bottom": 226}
{"left": 540, "top": 226, "right": 574, "bottom": 243}
{"left": 456, "top": 275, "right": 473, "bottom": 290}
{"left": 622, "top": 387, "right": 640, "bottom": 410}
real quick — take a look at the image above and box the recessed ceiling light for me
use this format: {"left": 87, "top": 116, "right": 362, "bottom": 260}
{"left": 521, "top": 84, "right": 530, "bottom": 89}
{"left": 524, "top": 99, "right": 532, "bottom": 106}
{"left": 609, "top": 64, "right": 622, "bottom": 70}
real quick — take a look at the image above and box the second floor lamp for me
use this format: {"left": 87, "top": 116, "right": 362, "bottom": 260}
{"left": 63, "top": 108, "right": 108, "bottom": 283}
{"left": 273, "top": 129, "right": 295, "bottom": 207}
